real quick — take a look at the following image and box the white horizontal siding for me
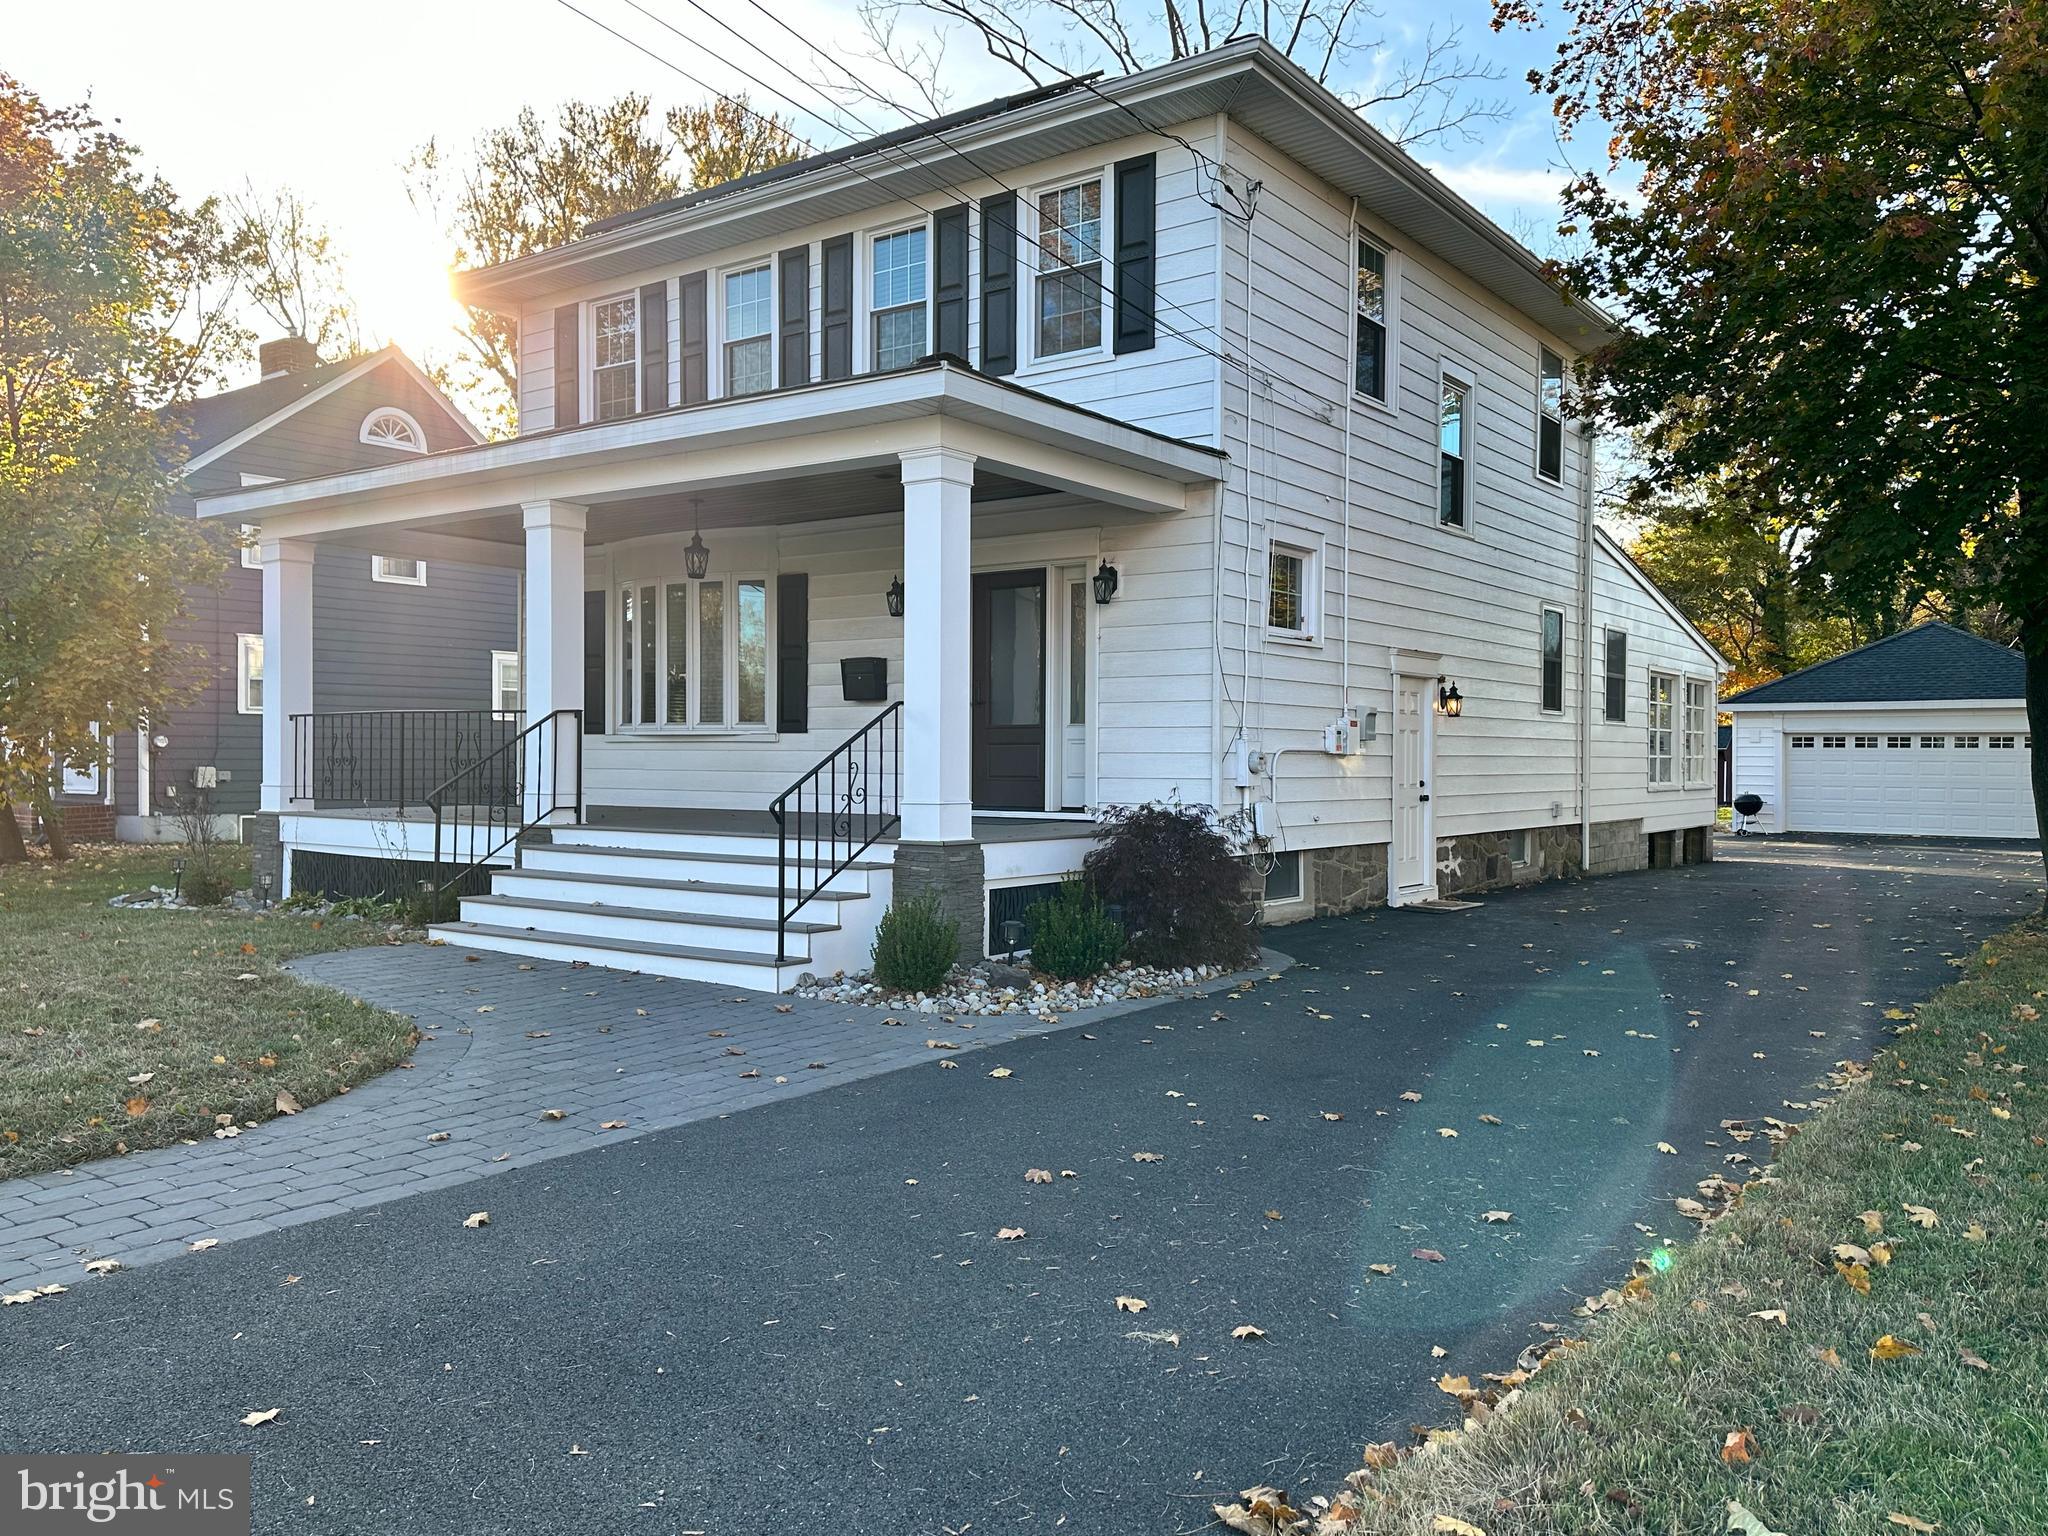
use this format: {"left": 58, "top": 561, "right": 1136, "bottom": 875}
{"left": 1591, "top": 541, "right": 1720, "bottom": 834}
{"left": 519, "top": 310, "right": 554, "bottom": 433}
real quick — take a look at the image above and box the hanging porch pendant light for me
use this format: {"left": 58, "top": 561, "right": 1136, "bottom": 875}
{"left": 684, "top": 496, "right": 711, "bottom": 580}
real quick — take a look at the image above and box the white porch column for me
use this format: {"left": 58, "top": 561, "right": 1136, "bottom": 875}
{"left": 259, "top": 539, "right": 315, "bottom": 813}
{"left": 522, "top": 499, "right": 587, "bottom": 822}
{"left": 899, "top": 447, "right": 976, "bottom": 843}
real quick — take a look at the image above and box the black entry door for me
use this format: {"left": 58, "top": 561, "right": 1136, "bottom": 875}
{"left": 972, "top": 569, "right": 1046, "bottom": 811}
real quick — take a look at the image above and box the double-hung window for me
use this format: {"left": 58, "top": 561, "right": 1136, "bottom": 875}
{"left": 616, "top": 574, "right": 770, "bottom": 730}
{"left": 592, "top": 293, "right": 639, "bottom": 420}
{"left": 1034, "top": 178, "right": 1103, "bottom": 358}
{"left": 1440, "top": 375, "right": 1469, "bottom": 527}
{"left": 1538, "top": 348, "right": 1565, "bottom": 482}
{"left": 1603, "top": 628, "right": 1628, "bottom": 721}
{"left": 1647, "top": 672, "right": 1677, "bottom": 785}
{"left": 1682, "top": 678, "right": 1710, "bottom": 784}
{"left": 723, "top": 265, "right": 774, "bottom": 396}
{"left": 1355, "top": 240, "right": 1388, "bottom": 401}
{"left": 1540, "top": 606, "right": 1565, "bottom": 713}
{"left": 871, "top": 226, "right": 928, "bottom": 371}
{"left": 237, "top": 634, "right": 264, "bottom": 715}
{"left": 491, "top": 651, "right": 521, "bottom": 721}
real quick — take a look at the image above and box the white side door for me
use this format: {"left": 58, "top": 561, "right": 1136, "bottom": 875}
{"left": 1391, "top": 676, "right": 1436, "bottom": 901}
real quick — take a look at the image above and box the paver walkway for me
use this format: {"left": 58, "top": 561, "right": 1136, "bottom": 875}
{"left": 0, "top": 946, "right": 1270, "bottom": 1292}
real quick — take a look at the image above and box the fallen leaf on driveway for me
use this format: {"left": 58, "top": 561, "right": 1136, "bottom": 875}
{"left": 1436, "top": 1373, "right": 1472, "bottom": 1395}
{"left": 1368, "top": 1263, "right": 1396, "bottom": 1275}
{"left": 1478, "top": 1113, "right": 1502, "bottom": 1125}
{"left": 240, "top": 1409, "right": 281, "bottom": 1427}
{"left": 1656, "top": 1142, "right": 1678, "bottom": 1155}
{"left": 1480, "top": 1210, "right": 1512, "bottom": 1223}
{"left": 1231, "top": 1324, "right": 1267, "bottom": 1340}
{"left": 1437, "top": 1127, "right": 1458, "bottom": 1138}
{"left": 1412, "top": 1248, "right": 1445, "bottom": 1263}
{"left": 540, "top": 1109, "right": 566, "bottom": 1121}
{"left": 996, "top": 1228, "right": 1026, "bottom": 1241}
{"left": 188, "top": 1238, "right": 219, "bottom": 1253}
{"left": 1399, "top": 1091, "right": 1423, "bottom": 1103}
{"left": 1132, "top": 1151, "right": 1165, "bottom": 1163}
{"left": 81, "top": 1259, "right": 121, "bottom": 1275}
{"left": 425, "top": 1131, "right": 451, "bottom": 1144}
{"left": 988, "top": 1067, "right": 1013, "bottom": 1079}
{"left": 463, "top": 1211, "right": 491, "bottom": 1229}
{"left": 1321, "top": 1111, "right": 1344, "bottom": 1122}
{"left": 1024, "top": 1167, "right": 1054, "bottom": 1184}
{"left": 1114, "top": 1295, "right": 1148, "bottom": 1314}
{"left": 599, "top": 1120, "right": 628, "bottom": 1130}
{"left": 1720, "top": 1427, "right": 1756, "bottom": 1463}
{"left": 1263, "top": 1209, "right": 1283, "bottom": 1221}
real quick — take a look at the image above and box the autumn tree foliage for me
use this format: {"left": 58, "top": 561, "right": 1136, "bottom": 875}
{"left": 0, "top": 76, "right": 243, "bottom": 860}
{"left": 1502, "top": 0, "right": 2048, "bottom": 866}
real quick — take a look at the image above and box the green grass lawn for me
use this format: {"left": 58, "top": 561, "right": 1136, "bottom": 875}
{"left": 0, "top": 845, "right": 417, "bottom": 1181}
{"left": 1290, "top": 919, "right": 2048, "bottom": 1536}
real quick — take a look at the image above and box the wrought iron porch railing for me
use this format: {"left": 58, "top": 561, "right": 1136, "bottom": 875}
{"left": 289, "top": 709, "right": 522, "bottom": 813}
{"left": 428, "top": 709, "right": 582, "bottom": 902}
{"left": 770, "top": 702, "right": 902, "bottom": 962}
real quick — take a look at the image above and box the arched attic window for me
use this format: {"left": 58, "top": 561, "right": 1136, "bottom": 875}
{"left": 360, "top": 406, "right": 427, "bottom": 453}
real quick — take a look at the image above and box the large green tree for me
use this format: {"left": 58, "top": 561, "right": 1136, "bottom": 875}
{"left": 407, "top": 95, "right": 801, "bottom": 435}
{"left": 0, "top": 75, "right": 239, "bottom": 859}
{"left": 1501, "top": 0, "right": 2048, "bottom": 872}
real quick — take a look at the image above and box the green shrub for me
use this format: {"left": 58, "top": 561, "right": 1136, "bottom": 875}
{"left": 1023, "top": 879, "right": 1124, "bottom": 980}
{"left": 870, "top": 891, "right": 959, "bottom": 992}
{"left": 1085, "top": 800, "right": 1258, "bottom": 969}
{"left": 180, "top": 868, "right": 236, "bottom": 907}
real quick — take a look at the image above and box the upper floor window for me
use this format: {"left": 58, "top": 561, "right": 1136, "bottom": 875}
{"left": 1035, "top": 178, "right": 1104, "bottom": 359}
{"left": 1603, "top": 627, "right": 1628, "bottom": 721}
{"left": 1538, "top": 349, "right": 1565, "bottom": 482}
{"left": 723, "top": 265, "right": 773, "bottom": 396}
{"left": 1355, "top": 240, "right": 1388, "bottom": 401}
{"left": 592, "top": 293, "right": 639, "bottom": 420}
{"left": 371, "top": 555, "right": 426, "bottom": 586}
{"left": 1540, "top": 606, "right": 1565, "bottom": 713}
{"left": 360, "top": 406, "right": 426, "bottom": 453}
{"left": 871, "top": 227, "right": 929, "bottom": 371}
{"left": 1439, "top": 374, "right": 1470, "bottom": 527}
{"left": 237, "top": 633, "right": 264, "bottom": 715}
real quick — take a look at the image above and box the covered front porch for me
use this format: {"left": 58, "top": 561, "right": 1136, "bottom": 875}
{"left": 205, "top": 362, "right": 1223, "bottom": 981}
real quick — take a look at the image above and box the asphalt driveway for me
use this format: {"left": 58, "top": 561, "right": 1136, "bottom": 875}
{"left": 3, "top": 837, "right": 2039, "bottom": 1534}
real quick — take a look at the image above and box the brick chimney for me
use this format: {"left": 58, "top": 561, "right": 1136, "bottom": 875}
{"left": 258, "top": 336, "right": 322, "bottom": 379}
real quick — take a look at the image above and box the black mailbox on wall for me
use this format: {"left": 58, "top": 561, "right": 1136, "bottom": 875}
{"left": 841, "top": 657, "right": 888, "bottom": 702}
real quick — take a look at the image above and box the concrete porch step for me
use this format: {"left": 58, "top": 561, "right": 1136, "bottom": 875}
{"left": 455, "top": 893, "right": 831, "bottom": 958}
{"left": 522, "top": 841, "right": 887, "bottom": 894}
{"left": 426, "top": 920, "right": 806, "bottom": 991}
{"left": 491, "top": 867, "right": 865, "bottom": 920}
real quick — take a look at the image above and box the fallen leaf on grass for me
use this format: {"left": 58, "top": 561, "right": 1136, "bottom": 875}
{"left": 124, "top": 1096, "right": 151, "bottom": 1118}
{"left": 1114, "top": 1295, "right": 1148, "bottom": 1314}
{"left": 462, "top": 1211, "right": 491, "bottom": 1229}
{"left": 1958, "top": 1346, "right": 1991, "bottom": 1371}
{"left": 1362, "top": 1441, "right": 1401, "bottom": 1470}
{"left": 1903, "top": 1204, "right": 1940, "bottom": 1229}
{"left": 1726, "top": 1500, "right": 1788, "bottom": 1536}
{"left": 240, "top": 1409, "right": 281, "bottom": 1427}
{"left": 1749, "top": 1309, "right": 1789, "bottom": 1327}
{"left": 1870, "top": 1334, "right": 1921, "bottom": 1360}
{"left": 1886, "top": 1516, "right": 1938, "bottom": 1533}
{"left": 1024, "top": 1167, "right": 1054, "bottom": 1184}
{"left": 1430, "top": 1518, "right": 1486, "bottom": 1536}
{"left": 1837, "top": 1262, "right": 1871, "bottom": 1295}
{"left": 1720, "top": 1428, "right": 1757, "bottom": 1464}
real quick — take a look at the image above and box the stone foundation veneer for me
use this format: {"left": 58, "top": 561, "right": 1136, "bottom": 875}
{"left": 891, "top": 839, "right": 987, "bottom": 966}
{"left": 245, "top": 812, "right": 283, "bottom": 895}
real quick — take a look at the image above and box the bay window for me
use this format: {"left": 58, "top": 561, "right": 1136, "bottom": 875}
{"left": 723, "top": 266, "right": 773, "bottom": 396}
{"left": 871, "top": 226, "right": 928, "bottom": 370}
{"left": 1034, "top": 178, "right": 1103, "bottom": 358}
{"left": 616, "top": 573, "right": 770, "bottom": 730}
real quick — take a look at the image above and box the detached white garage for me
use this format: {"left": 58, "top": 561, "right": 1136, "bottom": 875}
{"left": 1726, "top": 622, "right": 2037, "bottom": 842}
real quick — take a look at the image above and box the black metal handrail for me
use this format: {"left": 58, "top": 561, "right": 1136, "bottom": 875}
{"left": 428, "top": 709, "right": 582, "bottom": 902}
{"left": 770, "top": 702, "right": 902, "bottom": 962}
{"left": 289, "top": 709, "right": 522, "bottom": 813}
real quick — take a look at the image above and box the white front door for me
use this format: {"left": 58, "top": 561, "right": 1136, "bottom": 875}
{"left": 1391, "top": 675, "right": 1435, "bottom": 900}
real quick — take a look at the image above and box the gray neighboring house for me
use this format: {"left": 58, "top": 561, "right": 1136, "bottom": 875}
{"left": 47, "top": 337, "right": 516, "bottom": 844}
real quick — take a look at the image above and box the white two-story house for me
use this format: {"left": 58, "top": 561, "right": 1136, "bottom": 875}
{"left": 206, "top": 39, "right": 1721, "bottom": 989}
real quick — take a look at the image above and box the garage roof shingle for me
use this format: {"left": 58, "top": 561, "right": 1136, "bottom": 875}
{"left": 1724, "top": 621, "right": 2026, "bottom": 706}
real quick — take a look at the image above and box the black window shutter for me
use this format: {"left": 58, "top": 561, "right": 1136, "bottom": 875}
{"left": 776, "top": 573, "right": 809, "bottom": 733}
{"left": 978, "top": 193, "right": 1017, "bottom": 376}
{"left": 677, "top": 271, "right": 708, "bottom": 404}
{"left": 583, "top": 589, "right": 607, "bottom": 735}
{"left": 1113, "top": 153, "right": 1157, "bottom": 355}
{"left": 639, "top": 280, "right": 668, "bottom": 411}
{"left": 779, "top": 245, "right": 811, "bottom": 387}
{"left": 933, "top": 204, "right": 969, "bottom": 360}
{"left": 820, "top": 235, "right": 853, "bottom": 380}
{"left": 553, "top": 305, "right": 580, "bottom": 428}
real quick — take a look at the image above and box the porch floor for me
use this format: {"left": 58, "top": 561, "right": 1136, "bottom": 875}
{"left": 290, "top": 804, "right": 1095, "bottom": 844}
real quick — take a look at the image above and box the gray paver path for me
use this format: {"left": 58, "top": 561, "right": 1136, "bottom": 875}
{"left": 0, "top": 945, "right": 1269, "bottom": 1292}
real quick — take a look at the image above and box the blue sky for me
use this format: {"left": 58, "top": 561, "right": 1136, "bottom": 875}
{"left": 9, "top": 0, "right": 1590, "bottom": 378}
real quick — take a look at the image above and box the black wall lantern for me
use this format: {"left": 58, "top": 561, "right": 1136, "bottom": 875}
{"left": 885, "top": 575, "right": 905, "bottom": 617}
{"left": 1436, "top": 680, "right": 1464, "bottom": 718}
{"left": 1091, "top": 558, "right": 1120, "bottom": 605}
{"left": 683, "top": 496, "right": 711, "bottom": 580}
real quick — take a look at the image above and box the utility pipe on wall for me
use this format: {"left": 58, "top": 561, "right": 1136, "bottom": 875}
{"left": 1578, "top": 417, "right": 1598, "bottom": 873}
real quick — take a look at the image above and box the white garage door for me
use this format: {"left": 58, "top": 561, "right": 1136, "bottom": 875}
{"left": 1787, "top": 729, "right": 2037, "bottom": 838}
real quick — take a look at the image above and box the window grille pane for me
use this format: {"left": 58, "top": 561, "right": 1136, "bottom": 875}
{"left": 698, "top": 582, "right": 725, "bottom": 725}
{"left": 726, "top": 335, "right": 772, "bottom": 396}
{"left": 872, "top": 228, "right": 928, "bottom": 310}
{"left": 1268, "top": 551, "right": 1305, "bottom": 632}
{"left": 639, "top": 584, "right": 657, "bottom": 726}
{"left": 1036, "top": 263, "right": 1101, "bottom": 356}
{"left": 737, "top": 580, "right": 767, "bottom": 725}
{"left": 665, "top": 584, "right": 689, "bottom": 723}
{"left": 874, "top": 306, "right": 925, "bottom": 370}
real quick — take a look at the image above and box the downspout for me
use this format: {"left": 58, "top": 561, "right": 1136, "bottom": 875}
{"left": 1342, "top": 197, "right": 1357, "bottom": 708}
{"left": 1210, "top": 111, "right": 1230, "bottom": 814}
{"left": 1578, "top": 418, "right": 1597, "bottom": 872}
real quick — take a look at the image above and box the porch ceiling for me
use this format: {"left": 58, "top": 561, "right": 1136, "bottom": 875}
{"left": 196, "top": 362, "right": 1224, "bottom": 542}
